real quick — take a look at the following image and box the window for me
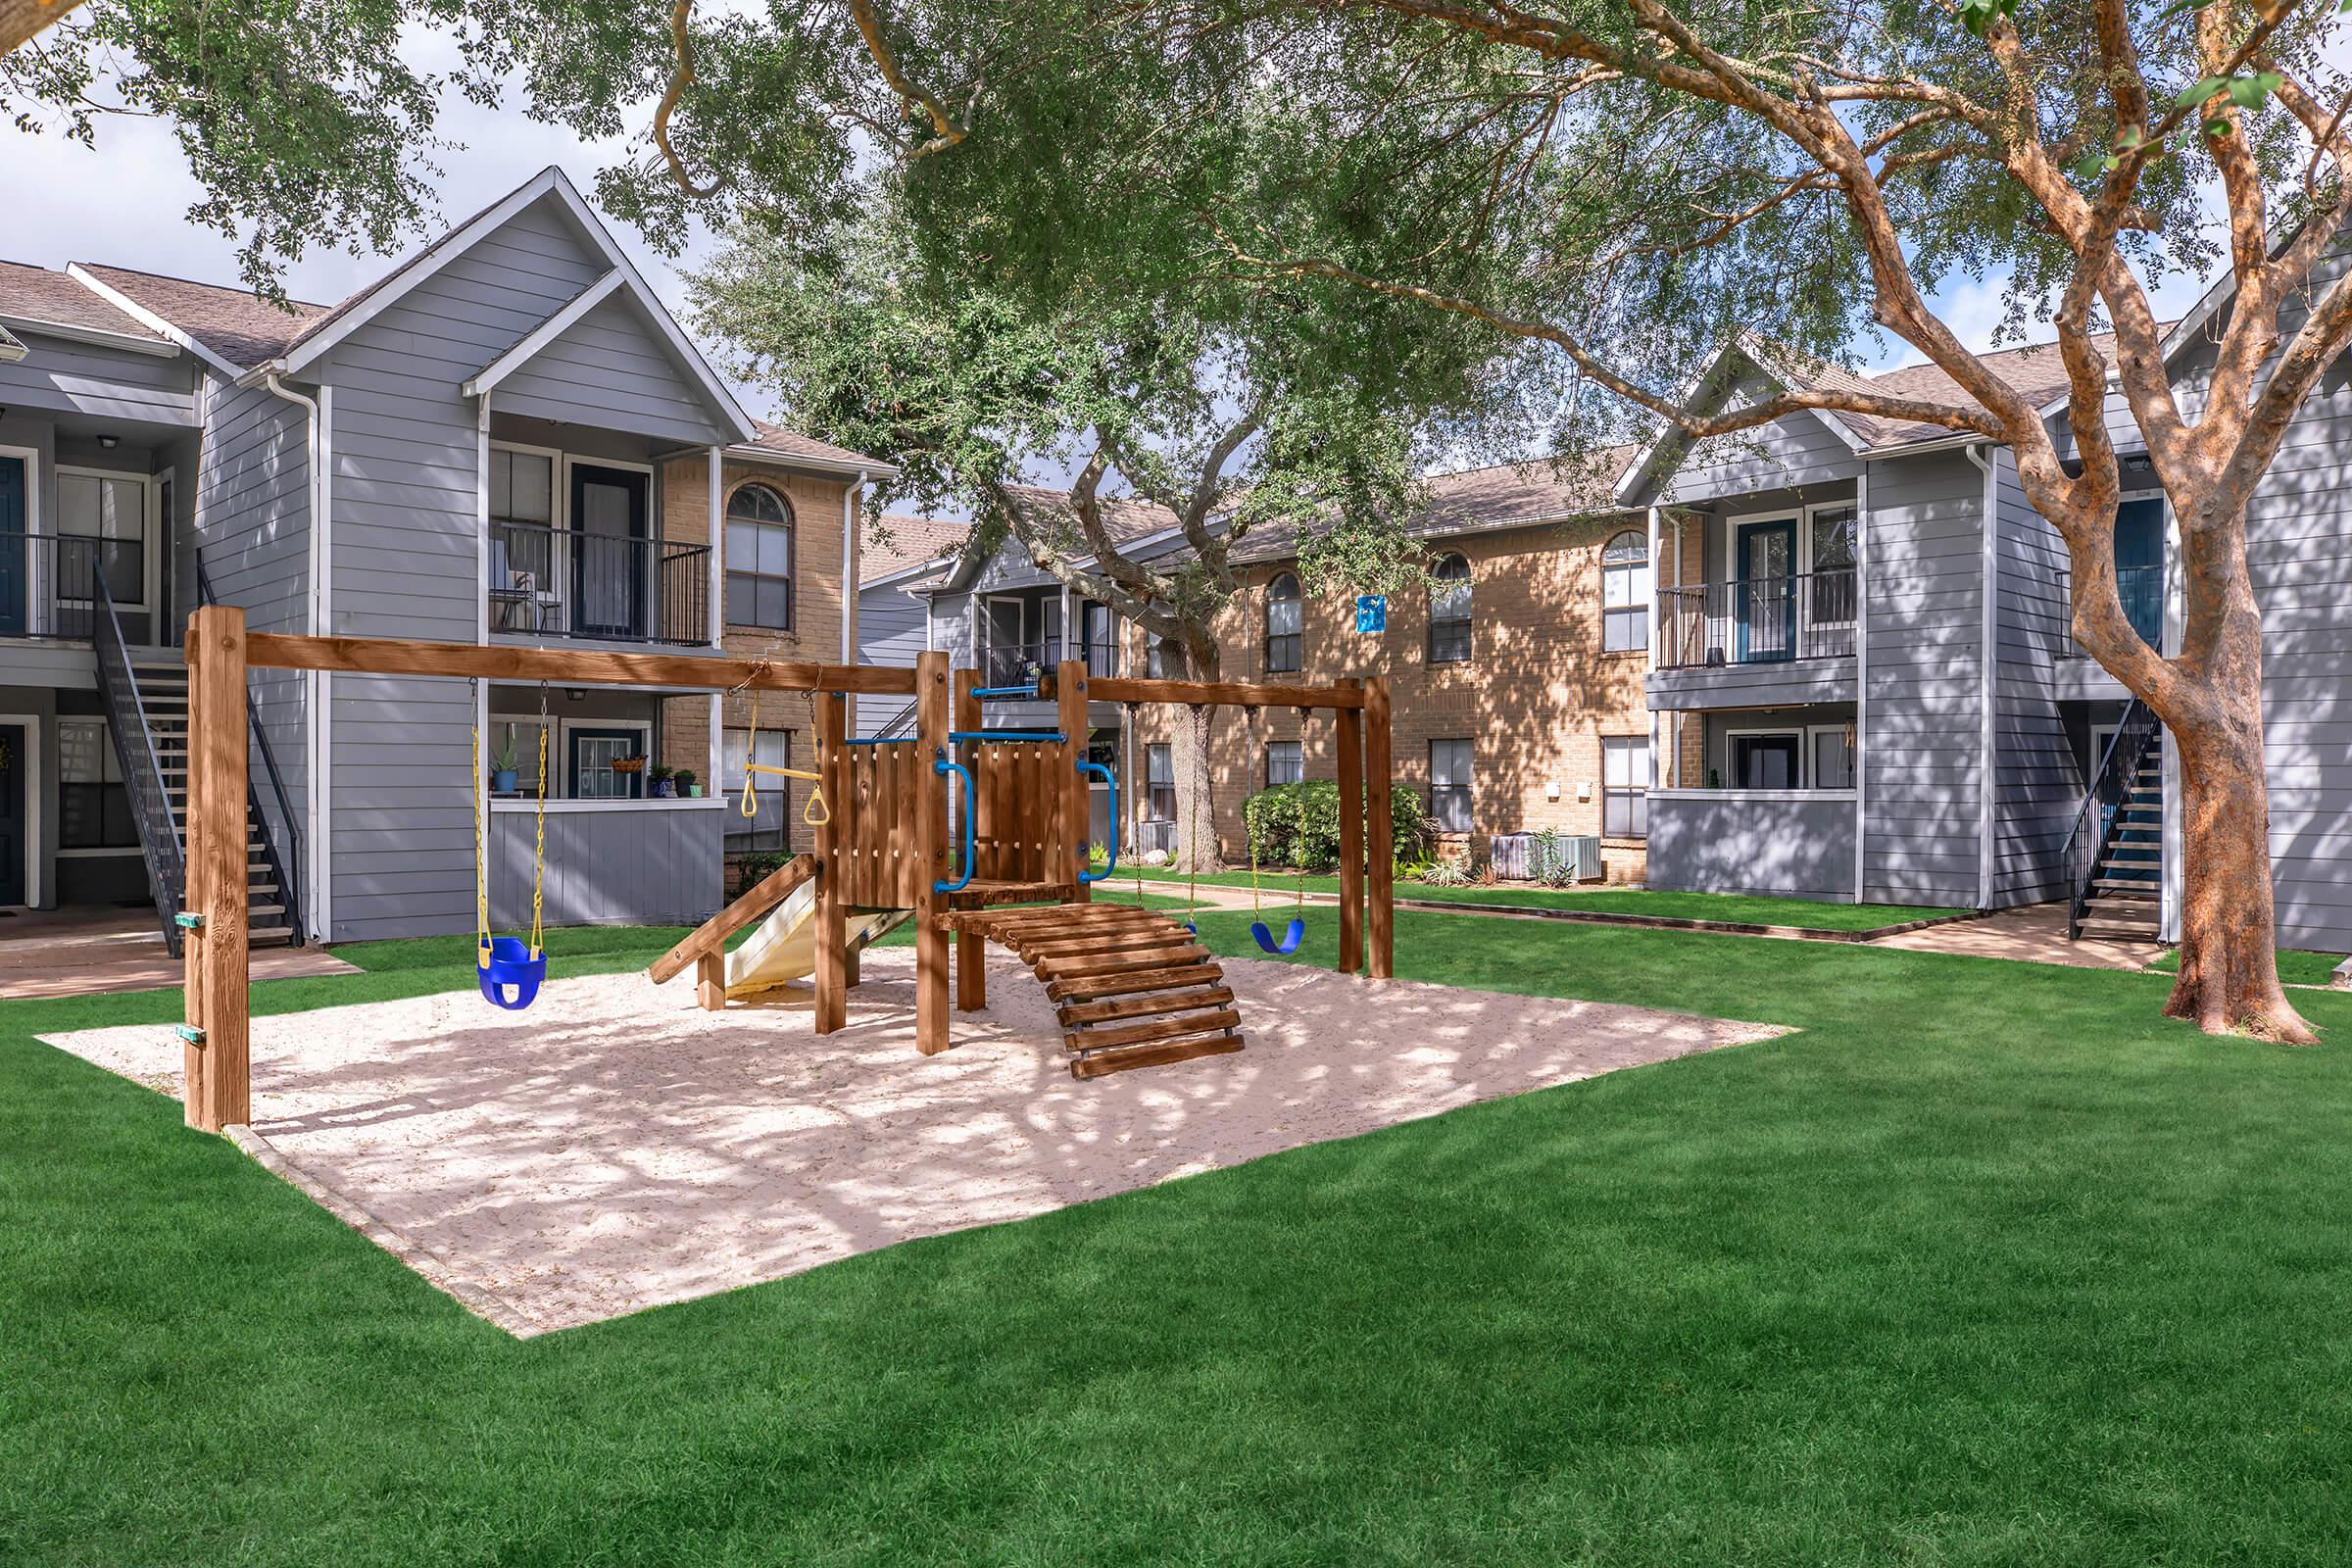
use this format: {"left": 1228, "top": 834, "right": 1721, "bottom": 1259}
{"left": 1264, "top": 572, "right": 1301, "bottom": 673}
{"left": 568, "top": 726, "right": 651, "bottom": 801}
{"left": 724, "top": 483, "right": 795, "bottom": 630}
{"left": 1810, "top": 725, "right": 1856, "bottom": 790}
{"left": 59, "top": 718, "right": 135, "bottom": 849}
{"left": 1147, "top": 743, "right": 1176, "bottom": 822}
{"left": 1266, "top": 740, "right": 1302, "bottom": 789}
{"left": 1601, "top": 529, "right": 1649, "bottom": 652}
{"left": 1602, "top": 737, "right": 1650, "bottom": 839}
{"left": 1147, "top": 636, "right": 1180, "bottom": 679}
{"left": 1429, "top": 739, "right": 1473, "bottom": 832}
{"left": 724, "top": 727, "right": 794, "bottom": 850}
{"left": 1730, "top": 732, "right": 1802, "bottom": 789}
{"left": 1428, "top": 553, "right": 1472, "bottom": 662}
{"left": 57, "top": 470, "right": 146, "bottom": 605}
{"left": 486, "top": 717, "right": 551, "bottom": 798}
{"left": 1081, "top": 601, "right": 1116, "bottom": 676}
{"left": 721, "top": 726, "right": 791, "bottom": 788}
{"left": 1810, "top": 506, "right": 1858, "bottom": 624}
{"left": 489, "top": 448, "right": 554, "bottom": 529}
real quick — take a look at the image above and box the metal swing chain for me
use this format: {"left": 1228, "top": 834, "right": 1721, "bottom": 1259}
{"left": 470, "top": 675, "right": 490, "bottom": 962}
{"left": 530, "top": 679, "right": 549, "bottom": 956}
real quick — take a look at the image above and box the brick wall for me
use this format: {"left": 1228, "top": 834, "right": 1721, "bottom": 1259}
{"left": 657, "top": 454, "right": 856, "bottom": 863}
{"left": 1127, "top": 514, "right": 1658, "bottom": 883}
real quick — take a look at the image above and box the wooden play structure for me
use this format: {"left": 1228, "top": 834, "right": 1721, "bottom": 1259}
{"left": 173, "top": 611, "right": 1393, "bottom": 1132}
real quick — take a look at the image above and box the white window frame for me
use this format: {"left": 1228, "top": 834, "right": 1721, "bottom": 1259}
{"left": 54, "top": 464, "right": 158, "bottom": 614}
{"left": 1600, "top": 733, "right": 1651, "bottom": 839}
{"left": 1803, "top": 503, "right": 1860, "bottom": 630}
{"left": 720, "top": 725, "right": 792, "bottom": 788}
{"left": 1599, "top": 531, "right": 1649, "bottom": 654}
{"left": 722, "top": 480, "right": 797, "bottom": 632}
{"left": 483, "top": 713, "right": 554, "bottom": 799}
{"left": 1806, "top": 722, "right": 1858, "bottom": 791}
{"left": 1428, "top": 736, "right": 1474, "bottom": 833}
{"left": 1721, "top": 499, "right": 1859, "bottom": 623}
{"left": 560, "top": 453, "right": 657, "bottom": 642}
{"left": 1265, "top": 739, "right": 1303, "bottom": 789}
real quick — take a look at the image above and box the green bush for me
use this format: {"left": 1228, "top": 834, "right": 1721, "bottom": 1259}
{"left": 1240, "top": 782, "right": 1431, "bottom": 873}
{"left": 734, "top": 850, "right": 794, "bottom": 897}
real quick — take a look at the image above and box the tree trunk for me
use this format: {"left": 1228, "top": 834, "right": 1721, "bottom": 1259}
{"left": 1171, "top": 639, "right": 1226, "bottom": 873}
{"left": 2165, "top": 664, "right": 2316, "bottom": 1043}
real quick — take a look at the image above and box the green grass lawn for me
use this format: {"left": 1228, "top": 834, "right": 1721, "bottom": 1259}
{"left": 1121, "top": 864, "right": 1968, "bottom": 931}
{"left": 6, "top": 906, "right": 2351, "bottom": 1563}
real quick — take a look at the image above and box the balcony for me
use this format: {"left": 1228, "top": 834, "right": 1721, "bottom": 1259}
{"left": 489, "top": 520, "right": 710, "bottom": 647}
{"left": 980, "top": 636, "right": 1119, "bottom": 686}
{"left": 1657, "top": 570, "right": 1857, "bottom": 669}
{"left": 0, "top": 532, "right": 144, "bottom": 641}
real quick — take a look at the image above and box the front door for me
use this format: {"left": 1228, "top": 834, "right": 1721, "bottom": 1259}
{"left": 0, "top": 456, "right": 26, "bottom": 639}
{"left": 0, "top": 724, "right": 24, "bottom": 905}
{"left": 569, "top": 465, "right": 650, "bottom": 639}
{"left": 2114, "top": 497, "right": 2165, "bottom": 648}
{"left": 568, "top": 727, "right": 646, "bottom": 800}
{"left": 1736, "top": 518, "right": 1796, "bottom": 662}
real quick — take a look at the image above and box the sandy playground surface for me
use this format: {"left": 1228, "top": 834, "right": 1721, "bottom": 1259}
{"left": 43, "top": 949, "right": 1781, "bottom": 1335}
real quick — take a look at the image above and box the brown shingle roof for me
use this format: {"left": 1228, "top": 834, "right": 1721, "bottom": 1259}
{"left": 861, "top": 513, "right": 970, "bottom": 583}
{"left": 74, "top": 263, "right": 327, "bottom": 368}
{"left": 0, "top": 262, "right": 164, "bottom": 342}
{"left": 1225, "top": 444, "right": 1642, "bottom": 564}
{"left": 1792, "top": 329, "right": 2169, "bottom": 448}
{"left": 740, "top": 419, "right": 890, "bottom": 470}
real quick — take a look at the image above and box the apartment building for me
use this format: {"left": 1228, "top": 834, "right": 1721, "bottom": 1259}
{"left": 0, "top": 166, "right": 888, "bottom": 944}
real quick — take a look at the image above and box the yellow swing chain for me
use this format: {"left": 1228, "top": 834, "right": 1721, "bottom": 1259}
{"left": 470, "top": 692, "right": 491, "bottom": 967}
{"left": 733, "top": 668, "right": 832, "bottom": 827}
{"left": 530, "top": 682, "right": 549, "bottom": 956}
{"left": 1185, "top": 704, "right": 1204, "bottom": 928}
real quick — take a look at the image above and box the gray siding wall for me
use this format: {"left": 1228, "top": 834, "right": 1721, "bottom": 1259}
{"left": 2244, "top": 252, "right": 2352, "bottom": 952}
{"left": 1646, "top": 792, "right": 1857, "bottom": 902}
{"left": 191, "top": 373, "right": 316, "bottom": 874}
{"left": 1640, "top": 367, "right": 1863, "bottom": 507}
{"left": 1990, "top": 447, "right": 2080, "bottom": 906}
{"left": 314, "top": 195, "right": 622, "bottom": 940}
{"left": 856, "top": 581, "right": 930, "bottom": 738}
{"left": 490, "top": 806, "right": 723, "bottom": 928}
{"left": 494, "top": 293, "right": 726, "bottom": 449}
{"left": 0, "top": 328, "right": 195, "bottom": 426}
{"left": 1648, "top": 661, "right": 1855, "bottom": 711}
{"left": 1862, "top": 449, "right": 1985, "bottom": 906}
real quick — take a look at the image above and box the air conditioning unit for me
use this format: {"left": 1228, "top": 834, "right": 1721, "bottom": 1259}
{"left": 1491, "top": 832, "right": 1603, "bottom": 883}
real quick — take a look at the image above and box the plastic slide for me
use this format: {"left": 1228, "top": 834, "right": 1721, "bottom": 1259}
{"left": 722, "top": 876, "right": 910, "bottom": 1000}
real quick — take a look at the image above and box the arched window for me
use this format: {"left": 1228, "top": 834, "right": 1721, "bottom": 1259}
{"left": 724, "top": 483, "right": 794, "bottom": 630}
{"left": 1264, "top": 571, "right": 1302, "bottom": 673}
{"left": 1601, "top": 529, "right": 1649, "bottom": 652}
{"left": 1427, "top": 553, "right": 1472, "bottom": 662}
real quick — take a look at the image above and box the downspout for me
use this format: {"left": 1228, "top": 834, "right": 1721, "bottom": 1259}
{"left": 842, "top": 468, "right": 868, "bottom": 664}
{"left": 1964, "top": 442, "right": 1997, "bottom": 911}
{"left": 263, "top": 372, "right": 331, "bottom": 942}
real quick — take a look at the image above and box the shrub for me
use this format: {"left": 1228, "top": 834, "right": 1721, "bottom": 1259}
{"left": 1420, "top": 849, "right": 1474, "bottom": 887}
{"left": 1240, "top": 782, "right": 1431, "bottom": 873}
{"left": 734, "top": 850, "right": 794, "bottom": 896}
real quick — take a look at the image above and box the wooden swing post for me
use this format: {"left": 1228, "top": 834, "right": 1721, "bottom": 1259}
{"left": 812, "top": 690, "right": 849, "bottom": 1034}
{"left": 1056, "top": 659, "right": 1092, "bottom": 908}
{"left": 181, "top": 605, "right": 252, "bottom": 1132}
{"left": 1364, "top": 675, "right": 1394, "bottom": 979}
{"left": 951, "top": 666, "right": 985, "bottom": 1012}
{"left": 1336, "top": 678, "right": 1365, "bottom": 976}
{"left": 913, "top": 650, "right": 952, "bottom": 1054}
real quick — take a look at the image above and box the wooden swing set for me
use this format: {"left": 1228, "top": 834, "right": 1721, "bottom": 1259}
{"left": 174, "top": 607, "right": 1393, "bottom": 1133}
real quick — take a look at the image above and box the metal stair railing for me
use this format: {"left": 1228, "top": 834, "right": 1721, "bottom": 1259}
{"left": 195, "top": 561, "right": 305, "bottom": 947}
{"left": 92, "top": 568, "right": 188, "bottom": 955}
{"left": 2062, "top": 697, "right": 2162, "bottom": 939}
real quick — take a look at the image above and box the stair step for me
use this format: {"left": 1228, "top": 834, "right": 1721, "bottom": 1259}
{"left": 250, "top": 927, "right": 296, "bottom": 949}
{"left": 2090, "top": 880, "right": 2159, "bottom": 898}
{"left": 2080, "top": 917, "right": 2159, "bottom": 941}
{"left": 2102, "top": 846, "right": 2160, "bottom": 861}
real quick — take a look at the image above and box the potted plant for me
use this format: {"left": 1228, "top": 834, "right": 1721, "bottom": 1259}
{"left": 649, "top": 762, "right": 675, "bottom": 798}
{"left": 489, "top": 739, "right": 519, "bottom": 796}
{"left": 674, "top": 768, "right": 701, "bottom": 799}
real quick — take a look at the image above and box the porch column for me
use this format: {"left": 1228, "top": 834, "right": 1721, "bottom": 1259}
{"left": 1646, "top": 505, "right": 1661, "bottom": 808}
{"left": 706, "top": 446, "right": 724, "bottom": 650}
{"left": 1853, "top": 468, "right": 1871, "bottom": 903}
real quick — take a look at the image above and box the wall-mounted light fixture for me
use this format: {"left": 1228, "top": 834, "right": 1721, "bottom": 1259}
{"left": 96, "top": 433, "right": 119, "bottom": 450}
{"left": 566, "top": 688, "right": 586, "bottom": 702}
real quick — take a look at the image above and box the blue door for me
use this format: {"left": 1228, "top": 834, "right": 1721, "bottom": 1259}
{"left": 0, "top": 457, "right": 25, "bottom": 639}
{"left": 1735, "top": 518, "right": 1796, "bottom": 662}
{"left": 2114, "top": 498, "right": 2164, "bottom": 648}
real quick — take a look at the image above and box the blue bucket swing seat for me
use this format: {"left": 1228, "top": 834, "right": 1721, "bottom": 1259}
{"left": 477, "top": 935, "right": 547, "bottom": 1009}
{"left": 471, "top": 684, "right": 552, "bottom": 1010}
{"left": 1249, "top": 787, "right": 1310, "bottom": 956}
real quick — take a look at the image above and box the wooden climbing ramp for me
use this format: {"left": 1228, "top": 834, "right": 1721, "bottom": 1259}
{"left": 943, "top": 904, "right": 1246, "bottom": 1078}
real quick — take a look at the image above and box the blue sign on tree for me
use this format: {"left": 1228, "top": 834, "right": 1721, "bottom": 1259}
{"left": 1354, "top": 594, "right": 1387, "bottom": 634}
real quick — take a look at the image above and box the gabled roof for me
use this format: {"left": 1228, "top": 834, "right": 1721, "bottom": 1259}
{"left": 938, "top": 485, "right": 1188, "bottom": 592}
{"left": 0, "top": 260, "right": 173, "bottom": 353}
{"left": 69, "top": 263, "right": 325, "bottom": 372}
{"left": 860, "top": 514, "right": 971, "bottom": 586}
{"left": 1226, "top": 447, "right": 1643, "bottom": 565}
{"left": 734, "top": 420, "right": 896, "bottom": 478}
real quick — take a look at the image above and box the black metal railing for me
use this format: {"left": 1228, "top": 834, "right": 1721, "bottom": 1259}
{"left": 2059, "top": 564, "right": 2165, "bottom": 658}
{"left": 1081, "top": 637, "right": 1118, "bottom": 677}
{"left": 489, "top": 520, "right": 711, "bottom": 645}
{"left": 0, "top": 532, "right": 145, "bottom": 642}
{"left": 870, "top": 699, "right": 919, "bottom": 740}
{"left": 196, "top": 561, "right": 304, "bottom": 947}
{"left": 93, "top": 569, "right": 187, "bottom": 953}
{"left": 982, "top": 636, "right": 1061, "bottom": 687}
{"left": 2064, "top": 697, "right": 2162, "bottom": 939}
{"left": 1656, "top": 570, "right": 1858, "bottom": 668}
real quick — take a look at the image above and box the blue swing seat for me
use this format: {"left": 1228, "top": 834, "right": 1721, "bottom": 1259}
{"left": 477, "top": 936, "right": 548, "bottom": 1010}
{"left": 1250, "top": 917, "right": 1306, "bottom": 956}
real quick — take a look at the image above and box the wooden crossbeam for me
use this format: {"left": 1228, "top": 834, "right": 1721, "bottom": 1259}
{"left": 1090, "top": 676, "right": 1364, "bottom": 710}
{"left": 243, "top": 632, "right": 917, "bottom": 696}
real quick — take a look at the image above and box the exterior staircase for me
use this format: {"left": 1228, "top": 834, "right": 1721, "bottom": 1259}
{"left": 130, "top": 659, "right": 297, "bottom": 950}
{"left": 2075, "top": 753, "right": 2162, "bottom": 942}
